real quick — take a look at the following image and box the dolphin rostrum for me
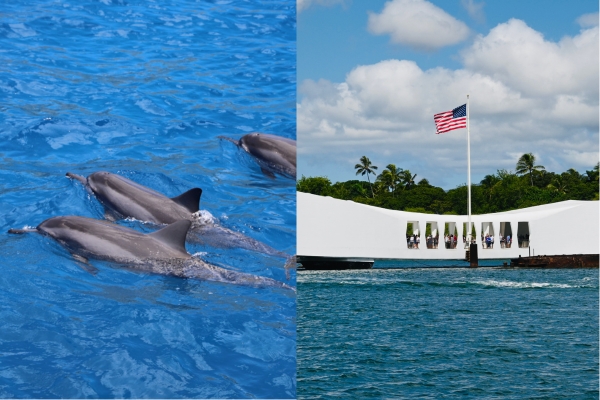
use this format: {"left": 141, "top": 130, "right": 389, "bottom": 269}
{"left": 66, "top": 171, "right": 288, "bottom": 258}
{"left": 8, "top": 216, "right": 293, "bottom": 290}
{"left": 220, "top": 132, "right": 296, "bottom": 178}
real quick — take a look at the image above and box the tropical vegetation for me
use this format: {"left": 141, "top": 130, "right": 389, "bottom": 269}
{"left": 515, "top": 152, "right": 546, "bottom": 186}
{"left": 354, "top": 156, "right": 378, "bottom": 198}
{"left": 297, "top": 155, "right": 599, "bottom": 215}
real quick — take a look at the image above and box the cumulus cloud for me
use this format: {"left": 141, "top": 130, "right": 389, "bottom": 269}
{"left": 367, "top": 0, "right": 470, "bottom": 50}
{"left": 462, "top": 19, "right": 599, "bottom": 99}
{"left": 298, "top": 20, "right": 599, "bottom": 188}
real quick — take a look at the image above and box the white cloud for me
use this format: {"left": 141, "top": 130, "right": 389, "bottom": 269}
{"left": 297, "top": 0, "right": 348, "bottom": 13}
{"left": 462, "top": 19, "right": 599, "bottom": 99}
{"left": 461, "top": 0, "right": 485, "bottom": 24}
{"left": 577, "top": 12, "right": 599, "bottom": 28}
{"left": 367, "top": 0, "right": 470, "bottom": 50}
{"left": 298, "top": 20, "right": 599, "bottom": 188}
{"left": 562, "top": 150, "right": 600, "bottom": 167}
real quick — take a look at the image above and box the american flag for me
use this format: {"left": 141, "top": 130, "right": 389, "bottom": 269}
{"left": 434, "top": 104, "right": 467, "bottom": 134}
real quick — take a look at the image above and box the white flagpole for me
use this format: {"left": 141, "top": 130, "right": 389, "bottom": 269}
{"left": 467, "top": 94, "right": 471, "bottom": 244}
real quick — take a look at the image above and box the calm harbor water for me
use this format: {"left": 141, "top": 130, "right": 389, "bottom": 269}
{"left": 0, "top": 0, "right": 296, "bottom": 398}
{"left": 298, "top": 261, "right": 599, "bottom": 399}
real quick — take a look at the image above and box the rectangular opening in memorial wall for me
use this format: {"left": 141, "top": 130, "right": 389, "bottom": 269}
{"left": 481, "top": 222, "right": 495, "bottom": 249}
{"left": 500, "top": 222, "right": 513, "bottom": 248}
{"left": 444, "top": 222, "right": 458, "bottom": 249}
{"left": 517, "top": 222, "right": 530, "bottom": 248}
{"left": 406, "top": 221, "right": 420, "bottom": 249}
{"left": 462, "top": 222, "right": 476, "bottom": 248}
{"left": 426, "top": 222, "right": 439, "bottom": 249}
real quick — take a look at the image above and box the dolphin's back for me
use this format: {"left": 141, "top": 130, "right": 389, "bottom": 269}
{"left": 38, "top": 216, "right": 191, "bottom": 262}
{"left": 20, "top": 216, "right": 291, "bottom": 289}
{"left": 87, "top": 172, "right": 201, "bottom": 224}
{"left": 239, "top": 133, "right": 296, "bottom": 177}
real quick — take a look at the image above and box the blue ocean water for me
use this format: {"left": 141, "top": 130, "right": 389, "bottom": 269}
{"left": 0, "top": 1, "right": 296, "bottom": 398}
{"left": 298, "top": 262, "right": 599, "bottom": 399}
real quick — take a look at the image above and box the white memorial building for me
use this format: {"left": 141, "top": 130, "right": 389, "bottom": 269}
{"left": 297, "top": 192, "right": 599, "bottom": 261}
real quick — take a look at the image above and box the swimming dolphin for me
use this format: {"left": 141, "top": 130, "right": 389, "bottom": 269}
{"left": 220, "top": 132, "right": 296, "bottom": 178}
{"left": 66, "top": 171, "right": 288, "bottom": 258}
{"left": 8, "top": 216, "right": 293, "bottom": 290}
{"left": 67, "top": 171, "right": 200, "bottom": 224}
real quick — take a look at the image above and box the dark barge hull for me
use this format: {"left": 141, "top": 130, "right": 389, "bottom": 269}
{"left": 297, "top": 256, "right": 374, "bottom": 270}
{"left": 509, "top": 254, "right": 599, "bottom": 268}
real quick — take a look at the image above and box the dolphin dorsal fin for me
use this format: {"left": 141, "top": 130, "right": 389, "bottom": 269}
{"left": 171, "top": 188, "right": 202, "bottom": 213}
{"left": 148, "top": 220, "right": 191, "bottom": 254}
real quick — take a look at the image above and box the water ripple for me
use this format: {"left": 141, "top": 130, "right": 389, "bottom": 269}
{"left": 0, "top": 0, "right": 296, "bottom": 398}
{"left": 298, "top": 267, "right": 598, "bottom": 399}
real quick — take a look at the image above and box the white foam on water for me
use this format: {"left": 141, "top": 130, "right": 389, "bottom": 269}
{"left": 470, "top": 279, "right": 575, "bottom": 289}
{"left": 192, "top": 210, "right": 216, "bottom": 224}
{"left": 124, "top": 217, "right": 148, "bottom": 224}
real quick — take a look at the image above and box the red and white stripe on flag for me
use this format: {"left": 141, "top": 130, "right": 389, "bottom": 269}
{"left": 434, "top": 104, "right": 467, "bottom": 134}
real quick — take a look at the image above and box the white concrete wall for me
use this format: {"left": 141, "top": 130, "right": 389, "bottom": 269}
{"left": 297, "top": 192, "right": 599, "bottom": 260}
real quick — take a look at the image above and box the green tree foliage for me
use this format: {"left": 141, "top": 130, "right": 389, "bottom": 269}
{"left": 515, "top": 153, "right": 546, "bottom": 186}
{"left": 297, "top": 159, "right": 599, "bottom": 214}
{"left": 400, "top": 169, "right": 417, "bottom": 190}
{"left": 586, "top": 163, "right": 599, "bottom": 182}
{"left": 376, "top": 164, "right": 402, "bottom": 196}
{"left": 546, "top": 175, "right": 568, "bottom": 195}
{"left": 585, "top": 163, "right": 599, "bottom": 200}
{"left": 296, "top": 176, "right": 332, "bottom": 196}
{"left": 354, "top": 156, "right": 378, "bottom": 198}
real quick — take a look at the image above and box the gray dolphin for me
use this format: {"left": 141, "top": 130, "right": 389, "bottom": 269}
{"left": 67, "top": 171, "right": 200, "bottom": 224}
{"left": 8, "top": 216, "right": 293, "bottom": 290}
{"left": 221, "top": 132, "right": 296, "bottom": 178}
{"left": 66, "top": 171, "right": 288, "bottom": 258}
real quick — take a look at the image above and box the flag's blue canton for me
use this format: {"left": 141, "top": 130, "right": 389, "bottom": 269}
{"left": 453, "top": 104, "right": 466, "bottom": 118}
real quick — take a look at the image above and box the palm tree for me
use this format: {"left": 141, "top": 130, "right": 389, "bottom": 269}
{"left": 546, "top": 176, "right": 568, "bottom": 195}
{"left": 400, "top": 169, "right": 417, "bottom": 190}
{"left": 376, "top": 172, "right": 391, "bottom": 193}
{"left": 376, "top": 164, "right": 403, "bottom": 196}
{"left": 515, "top": 153, "right": 545, "bottom": 186}
{"left": 355, "top": 156, "right": 378, "bottom": 198}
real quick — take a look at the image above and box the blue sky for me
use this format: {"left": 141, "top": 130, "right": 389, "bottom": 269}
{"left": 297, "top": 0, "right": 599, "bottom": 189}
